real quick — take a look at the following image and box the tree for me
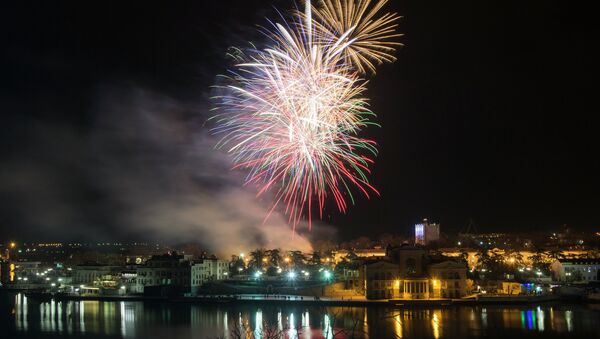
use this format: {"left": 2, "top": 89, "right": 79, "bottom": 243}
{"left": 268, "top": 249, "right": 282, "bottom": 267}
{"left": 311, "top": 251, "right": 322, "bottom": 265}
{"left": 230, "top": 255, "right": 245, "bottom": 274}
{"left": 289, "top": 250, "right": 305, "bottom": 267}
{"left": 249, "top": 249, "right": 266, "bottom": 269}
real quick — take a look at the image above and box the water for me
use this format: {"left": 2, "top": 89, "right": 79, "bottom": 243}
{"left": 2, "top": 292, "right": 599, "bottom": 338}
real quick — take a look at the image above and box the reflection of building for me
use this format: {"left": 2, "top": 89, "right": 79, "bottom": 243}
{"left": 415, "top": 219, "right": 440, "bottom": 245}
{"left": 191, "top": 257, "right": 229, "bottom": 295}
{"left": 551, "top": 258, "right": 600, "bottom": 282}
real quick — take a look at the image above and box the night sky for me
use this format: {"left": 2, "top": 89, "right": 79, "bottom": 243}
{"left": 1, "top": 0, "right": 598, "bottom": 245}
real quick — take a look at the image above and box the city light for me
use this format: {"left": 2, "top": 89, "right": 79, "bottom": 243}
{"left": 120, "top": 286, "right": 126, "bottom": 290}
{"left": 9, "top": 242, "right": 16, "bottom": 249}
{"left": 254, "top": 271, "right": 262, "bottom": 279}
{"left": 324, "top": 270, "right": 332, "bottom": 279}
{"left": 287, "top": 271, "right": 296, "bottom": 280}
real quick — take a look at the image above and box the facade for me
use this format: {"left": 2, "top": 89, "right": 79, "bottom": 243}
{"left": 427, "top": 260, "right": 468, "bottom": 298}
{"left": 72, "top": 264, "right": 120, "bottom": 284}
{"left": 364, "top": 261, "right": 400, "bottom": 299}
{"left": 401, "top": 278, "right": 430, "bottom": 299}
{"left": 135, "top": 253, "right": 191, "bottom": 293}
{"left": 415, "top": 219, "right": 440, "bottom": 245}
{"left": 551, "top": 258, "right": 600, "bottom": 282}
{"left": 363, "top": 245, "right": 468, "bottom": 300}
{"left": 190, "top": 257, "right": 229, "bottom": 294}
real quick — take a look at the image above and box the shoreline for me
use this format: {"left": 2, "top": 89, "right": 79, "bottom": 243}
{"left": 3, "top": 289, "right": 570, "bottom": 307}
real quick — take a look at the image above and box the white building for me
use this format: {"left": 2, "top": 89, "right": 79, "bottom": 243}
{"left": 135, "top": 253, "right": 191, "bottom": 293}
{"left": 191, "top": 257, "right": 229, "bottom": 295}
{"left": 72, "top": 264, "right": 120, "bottom": 284}
{"left": 415, "top": 218, "right": 440, "bottom": 245}
{"left": 551, "top": 258, "right": 600, "bottom": 282}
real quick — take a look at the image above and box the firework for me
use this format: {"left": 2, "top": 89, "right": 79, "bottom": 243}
{"left": 211, "top": 0, "right": 400, "bottom": 228}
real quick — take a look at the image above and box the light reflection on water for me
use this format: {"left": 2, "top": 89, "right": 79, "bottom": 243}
{"left": 4, "top": 293, "right": 600, "bottom": 338}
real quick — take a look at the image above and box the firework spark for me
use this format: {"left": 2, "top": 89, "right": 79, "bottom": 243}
{"left": 211, "top": 0, "right": 400, "bottom": 228}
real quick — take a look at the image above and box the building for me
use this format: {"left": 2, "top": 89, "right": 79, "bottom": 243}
{"left": 0, "top": 260, "right": 11, "bottom": 285}
{"left": 362, "top": 245, "right": 468, "bottom": 300}
{"left": 135, "top": 253, "right": 191, "bottom": 294}
{"left": 551, "top": 258, "right": 600, "bottom": 282}
{"left": 415, "top": 219, "right": 440, "bottom": 245}
{"left": 72, "top": 264, "right": 120, "bottom": 284}
{"left": 190, "top": 257, "right": 229, "bottom": 295}
{"left": 427, "top": 260, "right": 468, "bottom": 298}
{"left": 364, "top": 261, "right": 400, "bottom": 299}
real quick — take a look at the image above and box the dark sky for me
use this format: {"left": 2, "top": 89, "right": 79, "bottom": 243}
{"left": 1, "top": 0, "right": 598, "bottom": 244}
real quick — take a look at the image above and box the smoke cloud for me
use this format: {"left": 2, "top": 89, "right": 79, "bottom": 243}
{"left": 1, "top": 83, "right": 324, "bottom": 256}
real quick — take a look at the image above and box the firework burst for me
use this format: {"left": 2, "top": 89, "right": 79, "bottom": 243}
{"left": 211, "top": 0, "right": 400, "bottom": 228}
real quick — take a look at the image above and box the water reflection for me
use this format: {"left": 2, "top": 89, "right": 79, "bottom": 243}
{"left": 5, "top": 292, "right": 600, "bottom": 338}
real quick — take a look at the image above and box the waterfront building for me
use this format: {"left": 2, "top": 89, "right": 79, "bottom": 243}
{"left": 190, "top": 256, "right": 229, "bottom": 295}
{"left": 551, "top": 258, "right": 600, "bottom": 282}
{"left": 427, "top": 260, "right": 468, "bottom": 298}
{"left": 72, "top": 264, "right": 121, "bottom": 284}
{"left": 135, "top": 252, "right": 191, "bottom": 294}
{"left": 364, "top": 261, "right": 400, "bottom": 299}
{"left": 362, "top": 245, "right": 468, "bottom": 300}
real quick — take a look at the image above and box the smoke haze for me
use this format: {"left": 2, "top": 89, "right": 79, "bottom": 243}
{"left": 1, "top": 84, "right": 320, "bottom": 255}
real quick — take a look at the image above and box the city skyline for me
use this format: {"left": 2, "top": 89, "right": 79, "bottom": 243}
{"left": 1, "top": 0, "right": 599, "bottom": 247}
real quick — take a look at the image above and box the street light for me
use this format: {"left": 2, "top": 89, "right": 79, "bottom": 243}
{"left": 287, "top": 271, "right": 296, "bottom": 280}
{"left": 324, "top": 270, "right": 332, "bottom": 280}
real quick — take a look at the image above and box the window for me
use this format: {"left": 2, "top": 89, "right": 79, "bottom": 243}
{"left": 406, "top": 258, "right": 417, "bottom": 275}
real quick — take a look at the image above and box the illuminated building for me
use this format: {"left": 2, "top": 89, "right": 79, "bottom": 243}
{"left": 363, "top": 245, "right": 467, "bottom": 300}
{"left": 415, "top": 218, "right": 440, "bottom": 245}
{"left": 190, "top": 256, "right": 229, "bottom": 295}
{"left": 364, "top": 261, "right": 400, "bottom": 299}
{"left": 135, "top": 252, "right": 191, "bottom": 295}
{"left": 551, "top": 258, "right": 600, "bottom": 282}
{"left": 427, "top": 261, "right": 467, "bottom": 298}
{"left": 72, "top": 264, "right": 121, "bottom": 284}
